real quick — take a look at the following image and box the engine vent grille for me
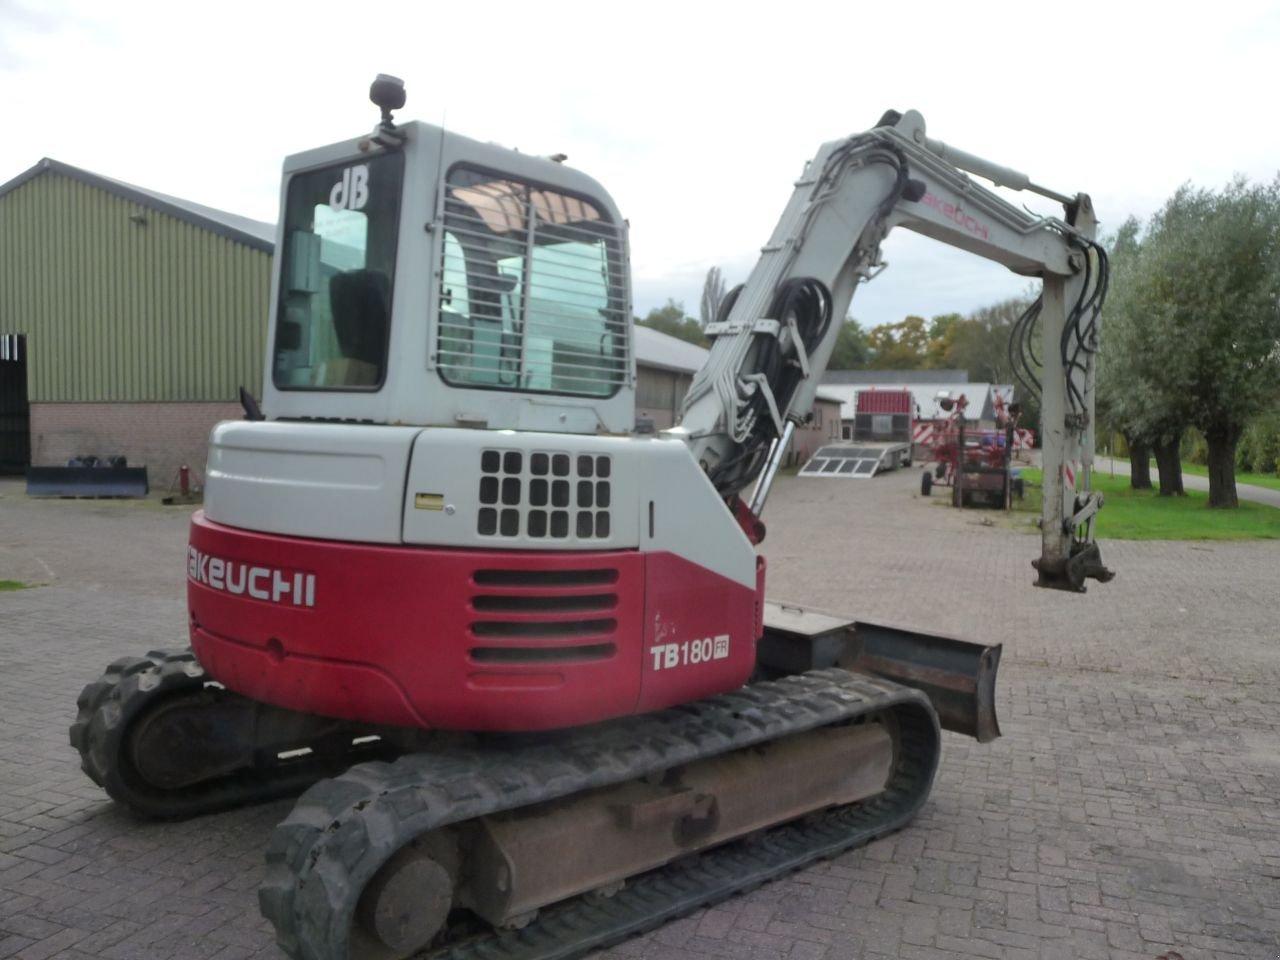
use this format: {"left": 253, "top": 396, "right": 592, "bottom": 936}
{"left": 476, "top": 449, "right": 612, "bottom": 540}
{"left": 470, "top": 643, "right": 616, "bottom": 664}
{"left": 469, "top": 566, "right": 620, "bottom": 665}
{"left": 474, "top": 569, "right": 618, "bottom": 588}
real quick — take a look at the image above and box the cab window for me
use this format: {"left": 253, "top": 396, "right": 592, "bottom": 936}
{"left": 437, "top": 167, "right": 627, "bottom": 397}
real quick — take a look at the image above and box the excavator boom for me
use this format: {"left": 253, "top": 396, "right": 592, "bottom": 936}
{"left": 679, "top": 109, "right": 1110, "bottom": 588}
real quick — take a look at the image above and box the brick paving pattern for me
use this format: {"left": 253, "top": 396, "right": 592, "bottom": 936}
{"left": 0, "top": 470, "right": 1277, "bottom": 959}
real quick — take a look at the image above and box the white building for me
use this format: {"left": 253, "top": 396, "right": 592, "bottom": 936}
{"left": 820, "top": 370, "right": 1015, "bottom": 438}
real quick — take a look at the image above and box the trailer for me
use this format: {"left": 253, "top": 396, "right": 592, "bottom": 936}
{"left": 800, "top": 389, "right": 914, "bottom": 479}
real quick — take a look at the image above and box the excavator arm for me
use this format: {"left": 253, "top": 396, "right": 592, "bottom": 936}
{"left": 679, "top": 109, "right": 1111, "bottom": 590}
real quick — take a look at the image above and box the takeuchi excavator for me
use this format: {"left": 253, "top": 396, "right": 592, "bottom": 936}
{"left": 71, "top": 76, "right": 1111, "bottom": 960}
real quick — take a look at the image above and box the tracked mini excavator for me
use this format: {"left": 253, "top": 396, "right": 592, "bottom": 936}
{"left": 71, "top": 76, "right": 1111, "bottom": 960}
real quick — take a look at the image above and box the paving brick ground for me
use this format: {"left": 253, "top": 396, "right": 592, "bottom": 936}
{"left": 1, "top": 470, "right": 1277, "bottom": 960}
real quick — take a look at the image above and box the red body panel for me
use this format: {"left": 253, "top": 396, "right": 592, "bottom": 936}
{"left": 187, "top": 513, "right": 760, "bottom": 731}
{"left": 633, "top": 552, "right": 761, "bottom": 714}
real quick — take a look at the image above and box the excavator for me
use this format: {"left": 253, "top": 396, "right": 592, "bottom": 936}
{"left": 70, "top": 76, "right": 1111, "bottom": 960}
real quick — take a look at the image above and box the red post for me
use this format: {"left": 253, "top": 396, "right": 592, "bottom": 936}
{"left": 179, "top": 464, "right": 190, "bottom": 497}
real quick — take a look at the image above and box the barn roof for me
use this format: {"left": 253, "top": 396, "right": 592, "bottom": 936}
{"left": 0, "top": 158, "right": 276, "bottom": 252}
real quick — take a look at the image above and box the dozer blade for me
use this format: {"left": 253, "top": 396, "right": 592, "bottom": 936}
{"left": 26, "top": 465, "right": 149, "bottom": 498}
{"left": 758, "top": 601, "right": 1002, "bottom": 743}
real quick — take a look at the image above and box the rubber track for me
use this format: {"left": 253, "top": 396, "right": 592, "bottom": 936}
{"left": 261, "top": 668, "right": 940, "bottom": 960}
{"left": 70, "top": 648, "right": 387, "bottom": 819}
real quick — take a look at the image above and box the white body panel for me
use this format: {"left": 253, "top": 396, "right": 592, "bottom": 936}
{"left": 637, "top": 435, "right": 757, "bottom": 589}
{"left": 204, "top": 421, "right": 419, "bottom": 543}
{"left": 401, "top": 432, "right": 747, "bottom": 591}
{"left": 205, "top": 422, "right": 758, "bottom": 590}
{"left": 401, "top": 429, "right": 641, "bottom": 550}
{"left": 400, "top": 429, "right": 754, "bottom": 587}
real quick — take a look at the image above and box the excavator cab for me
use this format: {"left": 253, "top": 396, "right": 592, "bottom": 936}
{"left": 259, "top": 116, "right": 635, "bottom": 435}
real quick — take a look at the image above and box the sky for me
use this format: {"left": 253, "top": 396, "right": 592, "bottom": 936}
{"left": 3, "top": 0, "right": 1279, "bottom": 330}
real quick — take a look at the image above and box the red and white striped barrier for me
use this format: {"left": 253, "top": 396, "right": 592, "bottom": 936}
{"left": 1064, "top": 459, "right": 1079, "bottom": 489}
{"left": 1013, "top": 428, "right": 1034, "bottom": 449}
{"left": 912, "top": 422, "right": 935, "bottom": 445}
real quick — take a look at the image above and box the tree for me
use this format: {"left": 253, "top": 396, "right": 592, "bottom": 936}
{"left": 939, "top": 296, "right": 1045, "bottom": 444}
{"left": 827, "top": 317, "right": 870, "bottom": 369}
{"left": 927, "top": 298, "right": 1032, "bottom": 386}
{"left": 636, "top": 299, "right": 708, "bottom": 347}
{"left": 928, "top": 313, "right": 962, "bottom": 342}
{"left": 699, "top": 266, "right": 728, "bottom": 327}
{"left": 924, "top": 313, "right": 963, "bottom": 368}
{"left": 1118, "top": 177, "right": 1280, "bottom": 507}
{"left": 866, "top": 316, "right": 930, "bottom": 369}
{"left": 1097, "top": 217, "right": 1164, "bottom": 491}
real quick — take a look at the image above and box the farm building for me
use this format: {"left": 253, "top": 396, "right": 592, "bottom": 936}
{"left": 633, "top": 325, "right": 711, "bottom": 431}
{"left": 0, "top": 158, "right": 273, "bottom": 486}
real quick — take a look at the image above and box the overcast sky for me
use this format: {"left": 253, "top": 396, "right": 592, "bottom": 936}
{"left": 3, "top": 0, "right": 1278, "bottom": 330}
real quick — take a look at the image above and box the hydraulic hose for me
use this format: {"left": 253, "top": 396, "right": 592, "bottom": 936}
{"left": 709, "top": 277, "right": 832, "bottom": 495}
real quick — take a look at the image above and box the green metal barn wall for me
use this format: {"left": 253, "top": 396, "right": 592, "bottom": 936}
{"left": 0, "top": 173, "right": 270, "bottom": 403}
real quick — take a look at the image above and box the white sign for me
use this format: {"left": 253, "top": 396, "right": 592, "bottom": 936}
{"left": 188, "top": 548, "right": 315, "bottom": 607}
{"left": 329, "top": 164, "right": 370, "bottom": 212}
{"left": 649, "top": 634, "right": 731, "bottom": 671}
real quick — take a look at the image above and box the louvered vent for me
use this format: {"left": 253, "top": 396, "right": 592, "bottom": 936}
{"left": 469, "top": 567, "right": 620, "bottom": 664}
{"left": 477, "top": 449, "right": 612, "bottom": 540}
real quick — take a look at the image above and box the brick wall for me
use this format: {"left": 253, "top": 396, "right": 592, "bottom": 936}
{"left": 30, "top": 402, "right": 241, "bottom": 494}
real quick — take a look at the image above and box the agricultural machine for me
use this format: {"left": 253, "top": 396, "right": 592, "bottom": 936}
{"left": 920, "top": 392, "right": 1025, "bottom": 508}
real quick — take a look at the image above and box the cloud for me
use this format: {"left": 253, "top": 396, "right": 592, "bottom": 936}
{"left": 0, "top": 0, "right": 59, "bottom": 70}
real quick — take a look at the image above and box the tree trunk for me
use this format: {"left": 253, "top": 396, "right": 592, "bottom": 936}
{"left": 1205, "top": 428, "right": 1240, "bottom": 508}
{"left": 1153, "top": 436, "right": 1184, "bottom": 496}
{"left": 1126, "top": 435, "right": 1153, "bottom": 489}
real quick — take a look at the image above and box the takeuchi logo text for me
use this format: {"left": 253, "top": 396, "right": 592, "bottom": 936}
{"left": 921, "top": 193, "right": 990, "bottom": 241}
{"left": 187, "top": 548, "right": 316, "bottom": 607}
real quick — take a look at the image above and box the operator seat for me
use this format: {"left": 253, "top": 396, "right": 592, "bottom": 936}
{"left": 325, "top": 269, "right": 390, "bottom": 386}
